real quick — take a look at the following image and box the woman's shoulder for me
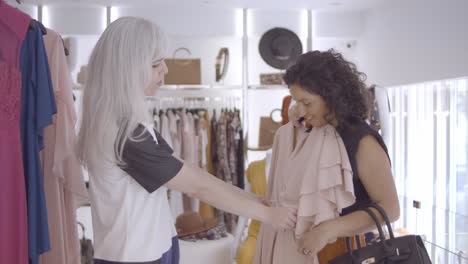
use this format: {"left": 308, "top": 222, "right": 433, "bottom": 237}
{"left": 338, "top": 117, "right": 374, "bottom": 137}
{"left": 337, "top": 118, "right": 388, "bottom": 155}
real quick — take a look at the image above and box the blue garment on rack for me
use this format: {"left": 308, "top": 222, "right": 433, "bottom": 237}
{"left": 20, "top": 21, "right": 56, "bottom": 264}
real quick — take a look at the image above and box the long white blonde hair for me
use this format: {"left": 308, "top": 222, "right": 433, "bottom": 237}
{"left": 76, "top": 17, "right": 167, "bottom": 168}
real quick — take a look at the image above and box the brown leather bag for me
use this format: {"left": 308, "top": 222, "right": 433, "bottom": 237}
{"left": 165, "top": 48, "right": 201, "bottom": 85}
{"left": 258, "top": 109, "right": 282, "bottom": 148}
{"left": 318, "top": 236, "right": 366, "bottom": 264}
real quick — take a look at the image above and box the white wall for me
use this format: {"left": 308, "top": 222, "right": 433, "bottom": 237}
{"left": 313, "top": 0, "right": 468, "bottom": 87}
{"left": 5, "top": 0, "right": 37, "bottom": 19}
{"left": 356, "top": 0, "right": 468, "bottom": 86}
{"left": 112, "top": 4, "right": 242, "bottom": 37}
{"left": 111, "top": 5, "right": 245, "bottom": 85}
{"left": 314, "top": 10, "right": 366, "bottom": 38}
{"left": 312, "top": 10, "right": 367, "bottom": 68}
{"left": 42, "top": 4, "right": 107, "bottom": 35}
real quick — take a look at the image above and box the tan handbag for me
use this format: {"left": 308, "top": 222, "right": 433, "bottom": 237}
{"left": 318, "top": 236, "right": 367, "bottom": 264}
{"left": 165, "top": 48, "right": 201, "bottom": 85}
{"left": 258, "top": 109, "right": 282, "bottom": 148}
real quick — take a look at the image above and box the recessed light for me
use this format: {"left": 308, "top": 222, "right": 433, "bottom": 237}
{"left": 329, "top": 2, "right": 341, "bottom": 6}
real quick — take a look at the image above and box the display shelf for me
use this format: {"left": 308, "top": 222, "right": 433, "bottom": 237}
{"left": 248, "top": 84, "right": 287, "bottom": 90}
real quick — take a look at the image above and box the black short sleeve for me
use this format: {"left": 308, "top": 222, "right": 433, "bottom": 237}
{"left": 120, "top": 125, "right": 183, "bottom": 193}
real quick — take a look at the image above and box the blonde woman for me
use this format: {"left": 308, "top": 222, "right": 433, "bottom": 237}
{"left": 76, "top": 17, "right": 297, "bottom": 264}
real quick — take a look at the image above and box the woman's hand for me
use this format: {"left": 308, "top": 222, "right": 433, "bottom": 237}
{"left": 298, "top": 223, "right": 336, "bottom": 256}
{"left": 288, "top": 104, "right": 312, "bottom": 129}
{"left": 265, "top": 206, "right": 297, "bottom": 230}
{"left": 288, "top": 104, "right": 302, "bottom": 127}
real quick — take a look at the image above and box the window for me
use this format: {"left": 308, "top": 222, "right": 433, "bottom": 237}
{"left": 383, "top": 77, "right": 468, "bottom": 263}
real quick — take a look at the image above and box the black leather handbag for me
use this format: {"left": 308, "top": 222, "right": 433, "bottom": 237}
{"left": 329, "top": 203, "right": 431, "bottom": 264}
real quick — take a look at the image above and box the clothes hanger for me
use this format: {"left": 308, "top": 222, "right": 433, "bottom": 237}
{"left": 36, "top": 20, "right": 47, "bottom": 35}
{"left": 26, "top": 19, "right": 47, "bottom": 35}
{"left": 10, "top": 0, "right": 45, "bottom": 34}
{"left": 60, "top": 36, "right": 69, "bottom": 56}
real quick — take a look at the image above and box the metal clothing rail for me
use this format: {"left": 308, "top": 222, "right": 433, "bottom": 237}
{"left": 146, "top": 86, "right": 244, "bottom": 119}
{"left": 149, "top": 85, "right": 243, "bottom": 99}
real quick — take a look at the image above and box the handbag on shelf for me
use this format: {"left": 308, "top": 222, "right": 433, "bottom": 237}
{"left": 165, "top": 47, "right": 201, "bottom": 85}
{"left": 258, "top": 109, "right": 282, "bottom": 148}
{"left": 329, "top": 203, "right": 431, "bottom": 264}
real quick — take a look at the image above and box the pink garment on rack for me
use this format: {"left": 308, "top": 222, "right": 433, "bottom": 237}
{"left": 39, "top": 28, "right": 88, "bottom": 264}
{"left": 168, "top": 110, "right": 181, "bottom": 158}
{"left": 0, "top": 3, "right": 30, "bottom": 263}
{"left": 0, "top": 0, "right": 30, "bottom": 65}
{"left": 162, "top": 113, "right": 184, "bottom": 219}
{"left": 254, "top": 123, "right": 355, "bottom": 264}
{"left": 180, "top": 111, "right": 199, "bottom": 212}
{"left": 0, "top": 63, "right": 29, "bottom": 264}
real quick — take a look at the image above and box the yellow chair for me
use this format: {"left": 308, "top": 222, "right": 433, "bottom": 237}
{"left": 236, "top": 160, "right": 267, "bottom": 264}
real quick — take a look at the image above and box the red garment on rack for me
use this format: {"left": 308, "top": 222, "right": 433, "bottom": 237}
{"left": 0, "top": 2, "right": 30, "bottom": 263}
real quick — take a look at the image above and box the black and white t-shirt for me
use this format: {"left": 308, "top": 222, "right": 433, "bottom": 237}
{"left": 88, "top": 124, "right": 183, "bottom": 263}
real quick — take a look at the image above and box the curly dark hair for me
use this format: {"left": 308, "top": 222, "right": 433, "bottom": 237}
{"left": 283, "top": 49, "right": 370, "bottom": 127}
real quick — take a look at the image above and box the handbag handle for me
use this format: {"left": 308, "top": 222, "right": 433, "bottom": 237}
{"left": 345, "top": 207, "right": 393, "bottom": 262}
{"left": 77, "top": 221, "right": 87, "bottom": 239}
{"left": 269, "top": 109, "right": 282, "bottom": 123}
{"left": 172, "top": 47, "right": 193, "bottom": 66}
{"left": 366, "top": 203, "right": 395, "bottom": 239}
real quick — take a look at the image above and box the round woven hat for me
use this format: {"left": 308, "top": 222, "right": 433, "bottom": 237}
{"left": 175, "top": 211, "right": 219, "bottom": 238}
{"left": 259, "top": 27, "right": 303, "bottom": 70}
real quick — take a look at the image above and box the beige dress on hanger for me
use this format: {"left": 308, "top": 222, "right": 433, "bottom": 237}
{"left": 254, "top": 123, "right": 355, "bottom": 264}
{"left": 40, "top": 29, "right": 89, "bottom": 264}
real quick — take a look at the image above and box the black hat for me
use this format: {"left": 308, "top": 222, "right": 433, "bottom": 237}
{"left": 259, "top": 27, "right": 303, "bottom": 70}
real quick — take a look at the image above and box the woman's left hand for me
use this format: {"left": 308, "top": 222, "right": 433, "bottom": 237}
{"left": 298, "top": 223, "right": 335, "bottom": 256}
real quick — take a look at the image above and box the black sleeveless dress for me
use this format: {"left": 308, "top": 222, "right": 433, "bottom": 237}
{"left": 336, "top": 117, "right": 390, "bottom": 215}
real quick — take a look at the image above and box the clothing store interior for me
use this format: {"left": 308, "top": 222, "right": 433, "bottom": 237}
{"left": 1, "top": 0, "right": 467, "bottom": 263}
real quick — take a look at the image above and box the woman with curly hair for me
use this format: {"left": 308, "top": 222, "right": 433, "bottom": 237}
{"left": 253, "top": 50, "right": 399, "bottom": 263}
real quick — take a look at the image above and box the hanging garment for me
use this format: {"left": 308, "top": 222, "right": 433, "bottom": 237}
{"left": 216, "top": 112, "right": 236, "bottom": 232}
{"left": 216, "top": 112, "right": 231, "bottom": 183}
{"left": 254, "top": 123, "right": 355, "bottom": 264}
{"left": 154, "top": 111, "right": 160, "bottom": 132}
{"left": 180, "top": 111, "right": 198, "bottom": 212}
{"left": 162, "top": 112, "right": 184, "bottom": 219}
{"left": 0, "top": 3, "right": 30, "bottom": 264}
{"left": 199, "top": 111, "right": 215, "bottom": 219}
{"left": 210, "top": 112, "right": 219, "bottom": 178}
{"left": 39, "top": 28, "right": 88, "bottom": 264}
{"left": 237, "top": 160, "right": 267, "bottom": 264}
{"left": 168, "top": 110, "right": 181, "bottom": 158}
{"left": 226, "top": 112, "right": 239, "bottom": 229}
{"left": 236, "top": 123, "right": 245, "bottom": 189}
{"left": 188, "top": 112, "right": 200, "bottom": 212}
{"left": 189, "top": 112, "right": 200, "bottom": 166}
{"left": 198, "top": 111, "right": 208, "bottom": 170}
{"left": 160, "top": 113, "right": 173, "bottom": 149}
{"left": 227, "top": 112, "right": 238, "bottom": 187}
{"left": 20, "top": 21, "right": 57, "bottom": 264}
